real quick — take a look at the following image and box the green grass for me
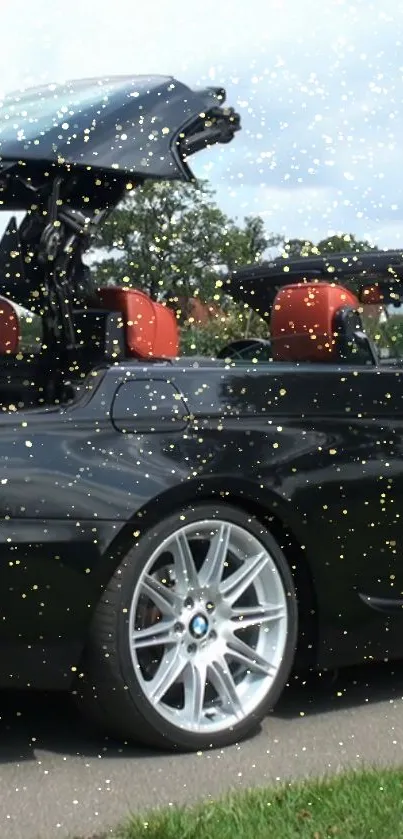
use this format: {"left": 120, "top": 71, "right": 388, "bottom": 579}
{"left": 89, "top": 766, "right": 403, "bottom": 839}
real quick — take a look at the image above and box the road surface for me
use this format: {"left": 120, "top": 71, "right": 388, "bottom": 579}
{"left": 0, "top": 662, "right": 402, "bottom": 839}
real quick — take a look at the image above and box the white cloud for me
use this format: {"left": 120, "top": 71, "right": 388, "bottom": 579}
{"left": 1, "top": 0, "right": 403, "bottom": 245}
{"left": 1, "top": 0, "right": 380, "bottom": 89}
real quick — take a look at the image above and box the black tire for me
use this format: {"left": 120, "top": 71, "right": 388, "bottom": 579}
{"left": 73, "top": 502, "right": 298, "bottom": 752}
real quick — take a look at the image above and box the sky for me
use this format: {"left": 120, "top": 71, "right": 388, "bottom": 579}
{"left": 2, "top": 0, "right": 403, "bottom": 247}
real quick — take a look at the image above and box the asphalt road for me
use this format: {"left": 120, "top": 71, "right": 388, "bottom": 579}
{"left": 1, "top": 662, "right": 403, "bottom": 839}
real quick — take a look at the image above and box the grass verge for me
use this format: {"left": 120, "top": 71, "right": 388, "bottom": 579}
{"left": 89, "top": 766, "right": 403, "bottom": 839}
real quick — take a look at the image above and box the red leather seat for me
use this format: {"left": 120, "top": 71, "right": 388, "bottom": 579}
{"left": 98, "top": 287, "right": 179, "bottom": 359}
{"left": 271, "top": 282, "right": 360, "bottom": 362}
{"left": 0, "top": 297, "right": 20, "bottom": 355}
{"left": 152, "top": 299, "right": 179, "bottom": 357}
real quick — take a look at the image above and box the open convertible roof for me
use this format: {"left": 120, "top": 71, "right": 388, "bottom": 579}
{"left": 0, "top": 75, "right": 241, "bottom": 192}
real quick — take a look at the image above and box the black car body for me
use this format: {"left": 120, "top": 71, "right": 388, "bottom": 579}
{"left": 0, "top": 75, "right": 403, "bottom": 752}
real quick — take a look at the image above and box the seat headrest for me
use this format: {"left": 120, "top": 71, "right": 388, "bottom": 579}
{"left": 271, "top": 282, "right": 360, "bottom": 362}
{"left": 98, "top": 287, "right": 179, "bottom": 359}
{"left": 0, "top": 297, "right": 20, "bottom": 355}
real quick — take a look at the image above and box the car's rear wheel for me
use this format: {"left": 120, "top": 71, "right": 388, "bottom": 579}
{"left": 74, "top": 503, "right": 298, "bottom": 751}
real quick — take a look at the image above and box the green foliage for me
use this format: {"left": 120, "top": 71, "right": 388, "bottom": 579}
{"left": 385, "top": 315, "right": 403, "bottom": 355}
{"left": 105, "top": 767, "right": 403, "bottom": 839}
{"left": 317, "top": 233, "right": 378, "bottom": 254}
{"left": 179, "top": 307, "right": 268, "bottom": 356}
{"left": 282, "top": 233, "right": 378, "bottom": 258}
{"left": 91, "top": 181, "right": 279, "bottom": 302}
{"left": 363, "top": 313, "right": 403, "bottom": 357}
{"left": 282, "top": 238, "right": 315, "bottom": 258}
{"left": 224, "top": 216, "right": 282, "bottom": 269}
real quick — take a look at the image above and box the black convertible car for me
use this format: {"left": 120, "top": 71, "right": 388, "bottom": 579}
{"left": 0, "top": 75, "right": 403, "bottom": 753}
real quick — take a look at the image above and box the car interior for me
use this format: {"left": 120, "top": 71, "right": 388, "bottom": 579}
{"left": 218, "top": 281, "right": 378, "bottom": 365}
{"left": 0, "top": 285, "right": 181, "bottom": 413}
{"left": 0, "top": 276, "right": 394, "bottom": 415}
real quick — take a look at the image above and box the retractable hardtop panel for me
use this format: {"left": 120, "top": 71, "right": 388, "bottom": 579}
{"left": 226, "top": 251, "right": 403, "bottom": 317}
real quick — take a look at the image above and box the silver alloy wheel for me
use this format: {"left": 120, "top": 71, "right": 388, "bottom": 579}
{"left": 129, "top": 519, "right": 289, "bottom": 735}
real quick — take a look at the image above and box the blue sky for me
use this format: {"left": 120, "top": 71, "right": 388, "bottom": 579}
{"left": 2, "top": 0, "right": 403, "bottom": 247}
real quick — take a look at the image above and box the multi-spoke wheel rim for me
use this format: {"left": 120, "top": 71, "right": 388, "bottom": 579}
{"left": 129, "top": 519, "right": 289, "bottom": 735}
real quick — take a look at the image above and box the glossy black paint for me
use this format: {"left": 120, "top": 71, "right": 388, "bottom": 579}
{"left": 2, "top": 358, "right": 403, "bottom": 688}
{"left": 0, "top": 76, "right": 240, "bottom": 181}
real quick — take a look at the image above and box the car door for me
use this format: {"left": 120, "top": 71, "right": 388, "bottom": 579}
{"left": 0, "top": 365, "right": 192, "bottom": 651}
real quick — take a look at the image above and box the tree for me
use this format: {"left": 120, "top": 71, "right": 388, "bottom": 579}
{"left": 282, "top": 238, "right": 315, "bottom": 258}
{"left": 282, "top": 233, "right": 378, "bottom": 258}
{"left": 316, "top": 233, "right": 378, "bottom": 254}
{"left": 90, "top": 180, "right": 279, "bottom": 303}
{"left": 224, "top": 216, "right": 282, "bottom": 269}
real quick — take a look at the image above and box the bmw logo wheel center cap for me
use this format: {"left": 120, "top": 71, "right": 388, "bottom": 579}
{"left": 189, "top": 613, "right": 209, "bottom": 640}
